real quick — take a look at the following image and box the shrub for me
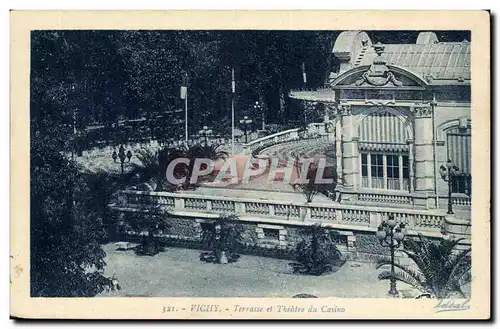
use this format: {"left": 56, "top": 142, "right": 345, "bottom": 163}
{"left": 289, "top": 224, "right": 345, "bottom": 276}
{"left": 199, "top": 215, "right": 244, "bottom": 264}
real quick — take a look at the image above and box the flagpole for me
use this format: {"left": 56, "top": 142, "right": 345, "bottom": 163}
{"left": 302, "top": 62, "right": 307, "bottom": 124}
{"left": 181, "top": 73, "right": 188, "bottom": 142}
{"left": 231, "top": 67, "right": 235, "bottom": 155}
{"left": 185, "top": 88, "right": 188, "bottom": 142}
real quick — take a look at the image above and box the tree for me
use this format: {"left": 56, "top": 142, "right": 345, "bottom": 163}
{"left": 30, "top": 139, "right": 115, "bottom": 297}
{"left": 121, "top": 205, "right": 171, "bottom": 257}
{"left": 293, "top": 180, "right": 323, "bottom": 203}
{"left": 376, "top": 235, "right": 472, "bottom": 298}
{"left": 199, "top": 215, "right": 244, "bottom": 264}
{"left": 289, "top": 224, "right": 345, "bottom": 276}
{"left": 292, "top": 158, "right": 338, "bottom": 203}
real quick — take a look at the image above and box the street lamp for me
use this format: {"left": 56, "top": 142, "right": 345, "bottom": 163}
{"left": 112, "top": 145, "right": 132, "bottom": 175}
{"left": 376, "top": 213, "right": 407, "bottom": 297}
{"left": 239, "top": 116, "right": 253, "bottom": 143}
{"left": 254, "top": 101, "right": 264, "bottom": 131}
{"left": 199, "top": 125, "right": 213, "bottom": 146}
{"left": 439, "top": 159, "right": 460, "bottom": 215}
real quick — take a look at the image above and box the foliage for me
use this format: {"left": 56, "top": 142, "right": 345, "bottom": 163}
{"left": 292, "top": 158, "right": 338, "bottom": 203}
{"left": 30, "top": 139, "right": 115, "bottom": 297}
{"left": 186, "top": 143, "right": 229, "bottom": 163}
{"left": 134, "top": 143, "right": 229, "bottom": 191}
{"left": 289, "top": 224, "right": 345, "bottom": 276}
{"left": 120, "top": 204, "right": 171, "bottom": 257}
{"left": 376, "top": 235, "right": 472, "bottom": 298}
{"left": 199, "top": 215, "right": 244, "bottom": 264}
{"left": 293, "top": 180, "right": 323, "bottom": 203}
{"left": 83, "top": 170, "right": 129, "bottom": 240}
{"left": 31, "top": 30, "right": 338, "bottom": 150}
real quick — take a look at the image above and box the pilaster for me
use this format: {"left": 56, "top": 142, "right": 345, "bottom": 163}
{"left": 412, "top": 105, "right": 436, "bottom": 208}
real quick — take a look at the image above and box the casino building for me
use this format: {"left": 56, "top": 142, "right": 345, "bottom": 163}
{"left": 289, "top": 31, "right": 471, "bottom": 214}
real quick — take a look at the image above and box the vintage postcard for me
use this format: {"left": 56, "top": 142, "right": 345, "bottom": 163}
{"left": 10, "top": 10, "right": 490, "bottom": 319}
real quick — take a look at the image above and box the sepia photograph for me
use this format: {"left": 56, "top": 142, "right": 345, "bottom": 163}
{"left": 10, "top": 10, "right": 490, "bottom": 319}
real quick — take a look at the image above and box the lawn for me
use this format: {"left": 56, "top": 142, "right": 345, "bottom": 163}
{"left": 98, "top": 243, "right": 416, "bottom": 298}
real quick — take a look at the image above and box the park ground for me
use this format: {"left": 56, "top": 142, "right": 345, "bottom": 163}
{"left": 98, "top": 243, "right": 417, "bottom": 298}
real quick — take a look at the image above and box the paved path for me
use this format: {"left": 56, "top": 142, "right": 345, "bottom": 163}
{"left": 98, "top": 244, "right": 417, "bottom": 298}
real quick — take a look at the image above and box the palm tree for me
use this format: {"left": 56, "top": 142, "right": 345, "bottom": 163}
{"left": 292, "top": 157, "right": 338, "bottom": 203}
{"left": 134, "top": 143, "right": 229, "bottom": 191}
{"left": 376, "top": 235, "right": 471, "bottom": 298}
{"left": 124, "top": 202, "right": 170, "bottom": 256}
{"left": 187, "top": 143, "right": 229, "bottom": 162}
{"left": 199, "top": 215, "right": 243, "bottom": 264}
{"left": 289, "top": 223, "right": 345, "bottom": 275}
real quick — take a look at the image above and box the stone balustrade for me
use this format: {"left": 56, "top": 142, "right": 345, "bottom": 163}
{"left": 358, "top": 190, "right": 414, "bottom": 205}
{"left": 242, "top": 128, "right": 300, "bottom": 155}
{"left": 112, "top": 189, "right": 448, "bottom": 236}
{"left": 452, "top": 194, "right": 472, "bottom": 207}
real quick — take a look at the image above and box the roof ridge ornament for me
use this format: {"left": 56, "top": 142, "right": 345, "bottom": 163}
{"left": 354, "top": 42, "right": 403, "bottom": 87}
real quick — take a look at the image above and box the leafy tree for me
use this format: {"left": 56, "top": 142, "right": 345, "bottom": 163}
{"left": 30, "top": 139, "right": 115, "bottom": 297}
{"left": 376, "top": 235, "right": 471, "bottom": 298}
{"left": 30, "top": 31, "right": 128, "bottom": 297}
{"left": 289, "top": 224, "right": 345, "bottom": 276}
{"left": 199, "top": 215, "right": 244, "bottom": 264}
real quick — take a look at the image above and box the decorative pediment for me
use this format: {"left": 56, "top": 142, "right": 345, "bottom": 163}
{"left": 354, "top": 43, "right": 402, "bottom": 87}
{"left": 329, "top": 43, "right": 429, "bottom": 89}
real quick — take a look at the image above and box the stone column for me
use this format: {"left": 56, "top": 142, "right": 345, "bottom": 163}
{"left": 412, "top": 105, "right": 435, "bottom": 207}
{"left": 339, "top": 104, "right": 359, "bottom": 196}
{"left": 335, "top": 116, "right": 343, "bottom": 186}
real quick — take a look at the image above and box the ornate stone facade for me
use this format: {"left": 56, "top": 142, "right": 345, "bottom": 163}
{"left": 289, "top": 31, "right": 471, "bottom": 211}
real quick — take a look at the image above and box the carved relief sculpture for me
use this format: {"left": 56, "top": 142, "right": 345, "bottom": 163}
{"left": 354, "top": 43, "right": 403, "bottom": 87}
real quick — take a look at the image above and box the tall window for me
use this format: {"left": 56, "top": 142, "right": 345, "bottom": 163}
{"left": 361, "top": 152, "right": 409, "bottom": 191}
{"left": 447, "top": 125, "right": 471, "bottom": 196}
{"left": 371, "top": 154, "right": 384, "bottom": 189}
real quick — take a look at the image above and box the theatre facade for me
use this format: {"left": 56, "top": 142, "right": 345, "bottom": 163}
{"left": 290, "top": 31, "right": 471, "bottom": 213}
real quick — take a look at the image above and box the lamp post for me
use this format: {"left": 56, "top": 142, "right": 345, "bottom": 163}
{"left": 199, "top": 125, "right": 213, "bottom": 146}
{"left": 112, "top": 145, "right": 132, "bottom": 175}
{"left": 239, "top": 116, "right": 252, "bottom": 144}
{"left": 439, "top": 159, "right": 460, "bottom": 215}
{"left": 254, "top": 101, "right": 264, "bottom": 131}
{"left": 376, "top": 214, "right": 407, "bottom": 297}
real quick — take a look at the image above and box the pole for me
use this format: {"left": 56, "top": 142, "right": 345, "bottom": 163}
{"left": 302, "top": 63, "right": 308, "bottom": 124}
{"left": 261, "top": 105, "right": 265, "bottom": 131}
{"left": 231, "top": 68, "right": 235, "bottom": 155}
{"left": 185, "top": 90, "right": 188, "bottom": 142}
{"left": 432, "top": 94, "right": 439, "bottom": 208}
{"left": 448, "top": 173, "right": 454, "bottom": 214}
{"left": 72, "top": 108, "right": 76, "bottom": 161}
{"left": 389, "top": 230, "right": 398, "bottom": 296}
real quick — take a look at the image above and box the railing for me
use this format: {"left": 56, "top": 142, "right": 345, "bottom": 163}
{"left": 358, "top": 190, "right": 413, "bottom": 206}
{"left": 112, "top": 190, "right": 447, "bottom": 234}
{"left": 452, "top": 195, "right": 472, "bottom": 207}
{"left": 242, "top": 128, "right": 300, "bottom": 155}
